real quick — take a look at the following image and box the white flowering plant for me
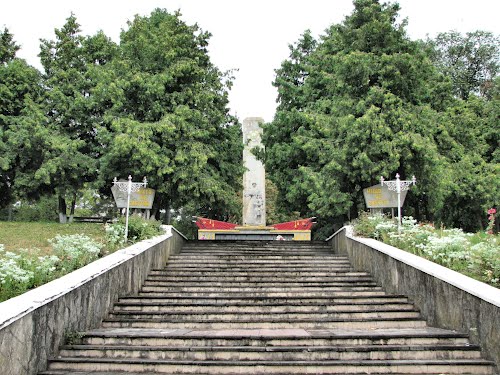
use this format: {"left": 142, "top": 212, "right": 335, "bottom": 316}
{"left": 0, "top": 234, "right": 103, "bottom": 302}
{"left": 49, "top": 234, "right": 102, "bottom": 272}
{"left": 353, "top": 213, "right": 500, "bottom": 287}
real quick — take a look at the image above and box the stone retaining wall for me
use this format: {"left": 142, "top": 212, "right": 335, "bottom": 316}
{"left": 326, "top": 226, "right": 500, "bottom": 370}
{"left": 0, "top": 226, "right": 186, "bottom": 375}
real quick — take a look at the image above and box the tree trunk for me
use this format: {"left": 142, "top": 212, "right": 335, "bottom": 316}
{"left": 164, "top": 201, "right": 172, "bottom": 224}
{"left": 69, "top": 192, "right": 77, "bottom": 223}
{"left": 58, "top": 195, "right": 68, "bottom": 224}
{"left": 8, "top": 204, "right": 13, "bottom": 221}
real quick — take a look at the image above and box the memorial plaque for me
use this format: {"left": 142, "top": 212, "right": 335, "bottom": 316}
{"left": 111, "top": 185, "right": 155, "bottom": 209}
{"left": 363, "top": 184, "right": 407, "bottom": 208}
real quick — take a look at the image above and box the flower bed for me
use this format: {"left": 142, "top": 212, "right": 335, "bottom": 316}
{"left": 0, "top": 217, "right": 163, "bottom": 302}
{"left": 353, "top": 213, "right": 499, "bottom": 287}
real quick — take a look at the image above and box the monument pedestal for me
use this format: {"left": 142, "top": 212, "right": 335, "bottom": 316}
{"left": 195, "top": 218, "right": 314, "bottom": 241}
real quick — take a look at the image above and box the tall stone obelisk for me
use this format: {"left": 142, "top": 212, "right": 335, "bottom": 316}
{"left": 242, "top": 117, "right": 266, "bottom": 226}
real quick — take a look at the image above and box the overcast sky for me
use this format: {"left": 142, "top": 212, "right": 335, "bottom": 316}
{"left": 2, "top": 0, "right": 499, "bottom": 122}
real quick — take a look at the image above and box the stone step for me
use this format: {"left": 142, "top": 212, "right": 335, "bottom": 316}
{"left": 80, "top": 328, "right": 472, "bottom": 347}
{"left": 149, "top": 268, "right": 370, "bottom": 279}
{"left": 101, "top": 318, "right": 427, "bottom": 330}
{"left": 107, "top": 309, "right": 422, "bottom": 321}
{"left": 45, "top": 357, "right": 495, "bottom": 374}
{"left": 58, "top": 344, "right": 483, "bottom": 361}
{"left": 139, "top": 286, "right": 383, "bottom": 294}
{"left": 168, "top": 256, "right": 350, "bottom": 265}
{"left": 145, "top": 275, "right": 374, "bottom": 282}
{"left": 179, "top": 250, "right": 336, "bottom": 255}
{"left": 142, "top": 281, "right": 379, "bottom": 288}
{"left": 112, "top": 302, "right": 415, "bottom": 313}
{"left": 149, "top": 270, "right": 365, "bottom": 277}
{"left": 117, "top": 295, "right": 410, "bottom": 305}
{"left": 136, "top": 290, "right": 390, "bottom": 297}
{"left": 111, "top": 303, "right": 415, "bottom": 313}
{"left": 168, "top": 255, "right": 349, "bottom": 264}
{"left": 164, "top": 265, "right": 354, "bottom": 270}
{"left": 170, "top": 254, "right": 339, "bottom": 259}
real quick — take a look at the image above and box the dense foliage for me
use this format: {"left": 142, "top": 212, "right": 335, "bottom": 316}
{"left": 263, "top": 0, "right": 499, "bottom": 237}
{"left": 0, "top": 10, "right": 243, "bottom": 224}
{"left": 353, "top": 213, "right": 499, "bottom": 287}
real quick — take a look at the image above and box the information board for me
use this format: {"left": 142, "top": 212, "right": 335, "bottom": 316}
{"left": 363, "top": 184, "right": 408, "bottom": 208}
{"left": 111, "top": 185, "right": 155, "bottom": 209}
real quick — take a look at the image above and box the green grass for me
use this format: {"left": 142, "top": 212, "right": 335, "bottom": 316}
{"left": 0, "top": 221, "right": 106, "bottom": 254}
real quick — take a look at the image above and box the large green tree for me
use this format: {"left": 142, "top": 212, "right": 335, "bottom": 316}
{"left": 263, "top": 0, "right": 468, "bottom": 236}
{"left": 28, "top": 15, "right": 118, "bottom": 222}
{"left": 0, "top": 28, "right": 42, "bottom": 209}
{"left": 99, "top": 9, "right": 243, "bottom": 222}
{"left": 427, "top": 30, "right": 499, "bottom": 99}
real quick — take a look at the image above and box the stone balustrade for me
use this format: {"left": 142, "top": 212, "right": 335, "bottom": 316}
{"left": 0, "top": 226, "right": 186, "bottom": 375}
{"left": 326, "top": 226, "right": 500, "bottom": 371}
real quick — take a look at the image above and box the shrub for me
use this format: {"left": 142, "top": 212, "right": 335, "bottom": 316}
{"left": 0, "top": 245, "right": 35, "bottom": 300}
{"left": 352, "top": 213, "right": 500, "bottom": 287}
{"left": 104, "top": 216, "right": 162, "bottom": 252}
{"left": 12, "top": 196, "right": 59, "bottom": 222}
{"left": 126, "top": 216, "right": 162, "bottom": 241}
{"left": 49, "top": 234, "right": 102, "bottom": 272}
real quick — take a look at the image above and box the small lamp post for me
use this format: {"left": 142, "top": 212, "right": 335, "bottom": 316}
{"left": 380, "top": 173, "right": 416, "bottom": 234}
{"left": 113, "top": 175, "right": 147, "bottom": 241}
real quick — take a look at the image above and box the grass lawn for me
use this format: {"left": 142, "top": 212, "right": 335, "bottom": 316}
{"left": 0, "top": 221, "right": 106, "bottom": 254}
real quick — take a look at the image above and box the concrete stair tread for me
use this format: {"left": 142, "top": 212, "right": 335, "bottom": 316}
{"left": 61, "top": 343, "right": 482, "bottom": 352}
{"left": 118, "top": 295, "right": 410, "bottom": 301}
{"left": 47, "top": 357, "right": 496, "bottom": 366}
{"left": 114, "top": 301, "right": 412, "bottom": 307}
{"left": 109, "top": 307, "right": 420, "bottom": 315}
{"left": 82, "top": 327, "right": 467, "bottom": 338}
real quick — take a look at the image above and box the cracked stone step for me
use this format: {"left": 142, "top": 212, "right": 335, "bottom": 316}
{"left": 106, "top": 309, "right": 422, "bottom": 321}
{"left": 57, "top": 344, "right": 483, "bottom": 361}
{"left": 136, "top": 290, "right": 390, "bottom": 297}
{"left": 79, "top": 328, "right": 473, "bottom": 347}
{"left": 44, "top": 358, "right": 496, "bottom": 374}
{"left": 138, "top": 286, "right": 384, "bottom": 293}
{"left": 117, "top": 295, "right": 410, "bottom": 304}
{"left": 112, "top": 302, "right": 416, "bottom": 313}
{"left": 101, "top": 317, "right": 427, "bottom": 330}
{"left": 141, "top": 281, "right": 380, "bottom": 288}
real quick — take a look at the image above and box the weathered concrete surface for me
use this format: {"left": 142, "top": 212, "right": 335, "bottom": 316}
{"left": 242, "top": 117, "right": 266, "bottom": 226}
{"left": 0, "top": 226, "right": 186, "bottom": 375}
{"left": 327, "top": 226, "right": 500, "bottom": 371}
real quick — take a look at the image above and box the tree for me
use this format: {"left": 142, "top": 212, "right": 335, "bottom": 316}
{"left": 35, "top": 14, "right": 117, "bottom": 222}
{"left": 0, "top": 29, "right": 42, "bottom": 209}
{"left": 427, "top": 30, "right": 499, "bottom": 99}
{"left": 0, "top": 27, "right": 19, "bottom": 64}
{"left": 263, "top": 0, "right": 455, "bottom": 236}
{"left": 99, "top": 9, "right": 243, "bottom": 222}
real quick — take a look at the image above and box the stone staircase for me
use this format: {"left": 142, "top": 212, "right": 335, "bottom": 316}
{"left": 40, "top": 241, "right": 496, "bottom": 374}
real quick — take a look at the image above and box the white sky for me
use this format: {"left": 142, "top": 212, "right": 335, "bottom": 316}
{"left": 2, "top": 0, "right": 499, "bottom": 122}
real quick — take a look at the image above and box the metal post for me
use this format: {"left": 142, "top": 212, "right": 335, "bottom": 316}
{"left": 125, "top": 176, "right": 132, "bottom": 241}
{"left": 381, "top": 173, "right": 416, "bottom": 234}
{"left": 396, "top": 174, "right": 401, "bottom": 234}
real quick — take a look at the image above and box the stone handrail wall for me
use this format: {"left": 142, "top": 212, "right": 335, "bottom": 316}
{"left": 326, "top": 226, "right": 500, "bottom": 369}
{"left": 0, "top": 226, "right": 186, "bottom": 375}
